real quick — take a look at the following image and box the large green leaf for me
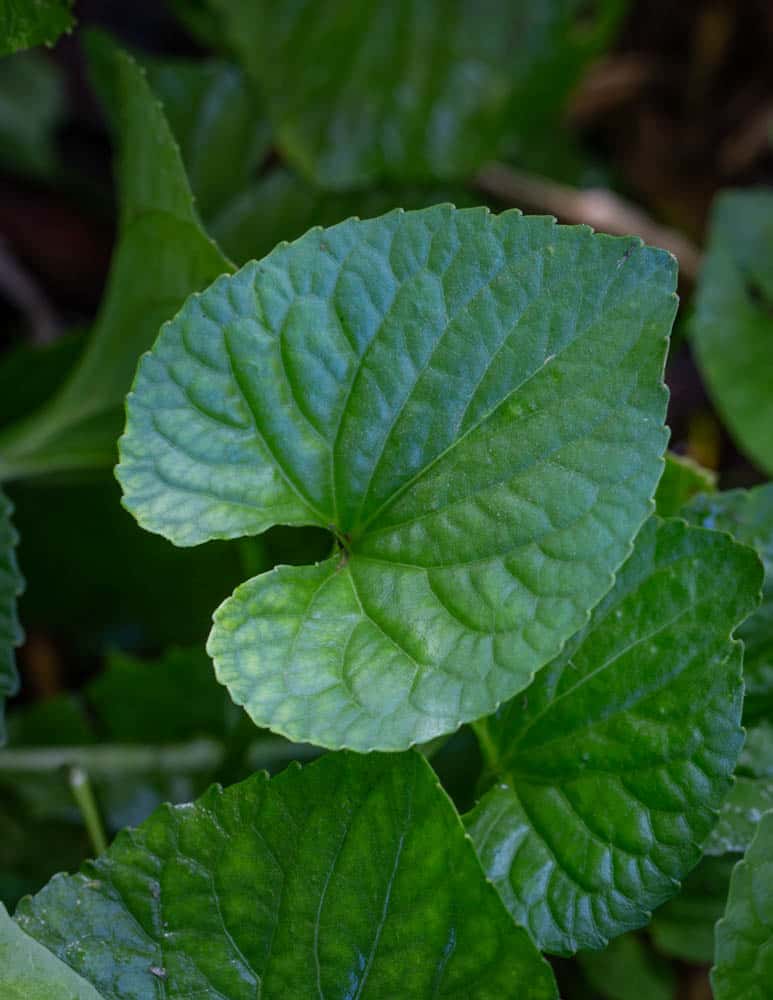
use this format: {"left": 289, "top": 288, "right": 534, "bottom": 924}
{"left": 217, "top": 0, "right": 626, "bottom": 188}
{"left": 15, "top": 751, "right": 558, "bottom": 999}
{"left": 0, "top": 489, "right": 22, "bottom": 746}
{"left": 0, "top": 0, "right": 73, "bottom": 56}
{"left": 712, "top": 809, "right": 773, "bottom": 1000}
{"left": 654, "top": 451, "right": 716, "bottom": 518}
{"left": 465, "top": 516, "right": 761, "bottom": 954}
{"left": 0, "top": 903, "right": 102, "bottom": 1000}
{"left": 143, "top": 55, "right": 270, "bottom": 222}
{"left": 683, "top": 484, "right": 773, "bottom": 721}
{"left": 691, "top": 189, "right": 773, "bottom": 475}
{"left": 0, "top": 35, "right": 231, "bottom": 481}
{"left": 117, "top": 205, "right": 676, "bottom": 751}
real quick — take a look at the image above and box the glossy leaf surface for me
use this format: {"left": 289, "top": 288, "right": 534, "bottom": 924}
{"left": 0, "top": 35, "right": 230, "bottom": 480}
{"left": 0, "top": 490, "right": 22, "bottom": 746}
{"left": 0, "top": 903, "right": 102, "bottom": 1000}
{"left": 712, "top": 809, "right": 773, "bottom": 1000}
{"left": 684, "top": 484, "right": 773, "bottom": 720}
{"left": 118, "top": 205, "right": 676, "bottom": 750}
{"left": 219, "top": 0, "right": 626, "bottom": 188}
{"left": 15, "top": 751, "right": 558, "bottom": 1000}
{"left": 466, "top": 517, "right": 761, "bottom": 954}
{"left": 691, "top": 189, "right": 773, "bottom": 475}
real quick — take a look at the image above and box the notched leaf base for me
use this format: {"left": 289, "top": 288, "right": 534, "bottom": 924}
{"left": 117, "top": 204, "right": 678, "bottom": 751}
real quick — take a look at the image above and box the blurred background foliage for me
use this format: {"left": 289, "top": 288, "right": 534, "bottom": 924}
{"left": 1, "top": 2, "right": 773, "bottom": 997}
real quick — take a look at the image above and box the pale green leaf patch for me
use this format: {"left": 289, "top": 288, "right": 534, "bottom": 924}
{"left": 0, "top": 904, "right": 103, "bottom": 1000}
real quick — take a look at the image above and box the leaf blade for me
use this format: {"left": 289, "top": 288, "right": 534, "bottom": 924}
{"left": 691, "top": 189, "right": 773, "bottom": 475}
{"left": 119, "top": 206, "right": 677, "bottom": 750}
{"left": 712, "top": 809, "right": 773, "bottom": 1000}
{"left": 15, "top": 752, "right": 558, "bottom": 999}
{"left": 0, "top": 35, "right": 231, "bottom": 481}
{"left": 465, "top": 516, "right": 762, "bottom": 954}
{"left": 683, "top": 483, "right": 773, "bottom": 721}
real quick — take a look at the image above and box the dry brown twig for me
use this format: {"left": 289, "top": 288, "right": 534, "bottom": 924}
{"left": 475, "top": 162, "right": 703, "bottom": 283}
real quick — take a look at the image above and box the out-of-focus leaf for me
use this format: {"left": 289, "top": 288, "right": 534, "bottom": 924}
{"left": 117, "top": 205, "right": 676, "bottom": 752}
{"left": 706, "top": 776, "right": 773, "bottom": 856}
{"left": 143, "top": 55, "right": 270, "bottom": 221}
{"left": 691, "top": 189, "right": 773, "bottom": 475}
{"left": 0, "top": 903, "right": 102, "bottom": 999}
{"left": 0, "top": 0, "right": 73, "bottom": 56}
{"left": 211, "top": 166, "right": 474, "bottom": 265}
{"left": 577, "top": 933, "right": 675, "bottom": 1000}
{"left": 0, "top": 333, "right": 84, "bottom": 431}
{"left": 0, "top": 34, "right": 231, "bottom": 481}
{"left": 654, "top": 451, "right": 716, "bottom": 517}
{"left": 0, "top": 50, "right": 63, "bottom": 177}
{"left": 215, "top": 0, "right": 626, "bottom": 189}
{"left": 88, "top": 647, "right": 240, "bottom": 744}
{"left": 712, "top": 809, "right": 773, "bottom": 999}
{"left": 0, "top": 490, "right": 22, "bottom": 745}
{"left": 649, "top": 854, "right": 737, "bottom": 963}
{"left": 8, "top": 474, "right": 244, "bottom": 649}
{"left": 16, "top": 752, "right": 559, "bottom": 999}
{"left": 739, "top": 720, "right": 773, "bottom": 778}
{"left": 0, "top": 799, "right": 89, "bottom": 910}
{"left": 466, "top": 517, "right": 760, "bottom": 954}
{"left": 684, "top": 484, "right": 773, "bottom": 721}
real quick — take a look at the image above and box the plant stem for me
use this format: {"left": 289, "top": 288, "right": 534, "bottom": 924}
{"left": 68, "top": 766, "right": 108, "bottom": 856}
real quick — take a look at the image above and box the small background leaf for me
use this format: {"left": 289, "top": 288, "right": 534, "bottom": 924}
{"left": 691, "top": 189, "right": 773, "bottom": 475}
{"left": 213, "top": 0, "right": 627, "bottom": 188}
{"left": 654, "top": 451, "right": 716, "bottom": 518}
{"left": 683, "top": 483, "right": 773, "bottom": 721}
{"left": 712, "top": 808, "right": 773, "bottom": 1000}
{"left": 0, "top": 34, "right": 231, "bottom": 480}
{"left": 649, "top": 854, "right": 738, "bottom": 964}
{"left": 0, "top": 50, "right": 64, "bottom": 178}
{"left": 466, "top": 516, "right": 761, "bottom": 954}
